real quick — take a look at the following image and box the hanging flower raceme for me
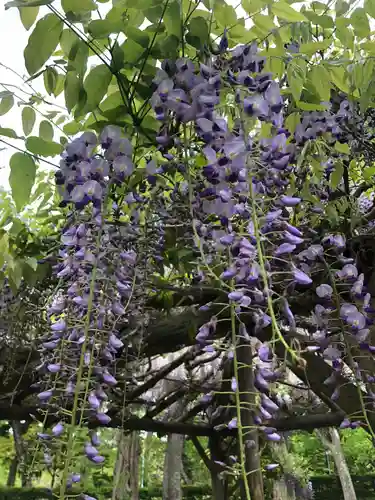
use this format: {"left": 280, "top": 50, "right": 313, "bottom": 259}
{"left": 148, "top": 40, "right": 375, "bottom": 471}
{"left": 36, "top": 126, "right": 150, "bottom": 498}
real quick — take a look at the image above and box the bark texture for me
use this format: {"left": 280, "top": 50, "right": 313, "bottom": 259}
{"left": 112, "top": 430, "right": 140, "bottom": 500}
{"left": 6, "top": 457, "right": 18, "bottom": 487}
{"left": 317, "top": 428, "right": 357, "bottom": 500}
{"left": 237, "top": 342, "right": 264, "bottom": 500}
{"left": 162, "top": 353, "right": 186, "bottom": 500}
{"left": 163, "top": 431, "right": 184, "bottom": 500}
{"left": 11, "top": 420, "right": 31, "bottom": 487}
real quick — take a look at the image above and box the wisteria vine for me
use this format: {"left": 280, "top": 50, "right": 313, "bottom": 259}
{"left": 28, "top": 34, "right": 375, "bottom": 499}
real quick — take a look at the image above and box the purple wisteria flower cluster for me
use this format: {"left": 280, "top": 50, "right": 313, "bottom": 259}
{"left": 37, "top": 126, "right": 145, "bottom": 496}
{"left": 150, "top": 42, "right": 375, "bottom": 443}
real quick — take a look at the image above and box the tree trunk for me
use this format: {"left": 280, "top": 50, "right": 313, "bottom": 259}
{"left": 11, "top": 421, "right": 31, "bottom": 487}
{"left": 112, "top": 430, "right": 140, "bottom": 500}
{"left": 273, "top": 479, "right": 295, "bottom": 500}
{"left": 142, "top": 432, "right": 153, "bottom": 489}
{"left": 162, "top": 354, "right": 186, "bottom": 500}
{"left": 163, "top": 432, "right": 184, "bottom": 500}
{"left": 317, "top": 428, "right": 357, "bottom": 500}
{"left": 236, "top": 342, "right": 264, "bottom": 500}
{"left": 208, "top": 435, "right": 227, "bottom": 500}
{"left": 6, "top": 456, "right": 18, "bottom": 487}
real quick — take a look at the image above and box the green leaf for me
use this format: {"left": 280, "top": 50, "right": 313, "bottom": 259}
{"left": 329, "top": 65, "right": 350, "bottom": 94}
{"left": 287, "top": 59, "right": 306, "bottom": 102}
{"left": 336, "top": 0, "right": 350, "bottom": 16}
{"left": 121, "top": 39, "right": 146, "bottom": 65}
{"left": 188, "top": 17, "right": 209, "bottom": 42}
{"left": 64, "top": 71, "right": 81, "bottom": 113}
{"left": 60, "top": 29, "right": 79, "bottom": 56}
{"left": 351, "top": 8, "right": 370, "bottom": 39}
{"left": 296, "top": 101, "right": 329, "bottom": 111}
{"left": 26, "top": 136, "right": 63, "bottom": 157}
{"left": 68, "top": 40, "right": 88, "bottom": 77}
{"left": 335, "top": 141, "right": 350, "bottom": 154}
{"left": 82, "top": 64, "right": 112, "bottom": 113}
{"left": 62, "top": 0, "right": 96, "bottom": 12}
{"left": 351, "top": 60, "right": 375, "bottom": 93}
{"left": 360, "top": 41, "right": 375, "bottom": 55}
{"left": 24, "top": 14, "right": 63, "bottom": 75}
{"left": 299, "top": 40, "right": 331, "bottom": 55}
{"left": 331, "top": 161, "right": 344, "bottom": 189}
{"left": 164, "top": 1, "right": 181, "bottom": 37}
{"left": 0, "top": 128, "right": 18, "bottom": 139}
{"left": 336, "top": 18, "right": 354, "bottom": 48}
{"left": 18, "top": 6, "right": 38, "bottom": 30}
{"left": 214, "top": 1, "right": 237, "bottom": 26}
{"left": 253, "top": 14, "right": 275, "bottom": 34}
{"left": 88, "top": 19, "right": 121, "bottom": 38}
{"left": 123, "top": 27, "right": 150, "bottom": 48}
{"left": 25, "top": 256, "right": 38, "bottom": 271}
{"left": 5, "top": 0, "right": 53, "bottom": 7}
{"left": 364, "top": 166, "right": 375, "bottom": 180}
{"left": 272, "top": 1, "right": 307, "bottom": 22}
{"left": 74, "top": 88, "right": 88, "bottom": 118}
{"left": 303, "top": 11, "right": 333, "bottom": 28}
{"left": 284, "top": 112, "right": 300, "bottom": 134}
{"left": 53, "top": 73, "right": 65, "bottom": 98}
{"left": 0, "top": 95, "right": 14, "bottom": 116}
{"left": 43, "top": 66, "right": 58, "bottom": 95}
{"left": 111, "top": 42, "right": 125, "bottom": 73}
{"left": 63, "top": 121, "right": 82, "bottom": 135}
{"left": 309, "top": 65, "right": 331, "bottom": 101}
{"left": 39, "top": 120, "right": 54, "bottom": 141}
{"left": 8, "top": 261, "right": 23, "bottom": 291}
{"left": 365, "top": 0, "right": 375, "bottom": 18}
{"left": 22, "top": 106, "right": 36, "bottom": 136}
{"left": 242, "top": 0, "right": 266, "bottom": 15}
{"left": 9, "top": 153, "right": 36, "bottom": 212}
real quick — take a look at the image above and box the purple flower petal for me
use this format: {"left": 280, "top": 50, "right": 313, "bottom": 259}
{"left": 255, "top": 371, "right": 269, "bottom": 392}
{"left": 221, "top": 269, "right": 236, "bottom": 280}
{"left": 228, "top": 417, "right": 237, "bottom": 429}
{"left": 280, "top": 195, "right": 301, "bottom": 207}
{"left": 51, "top": 319, "right": 66, "bottom": 332}
{"left": 43, "top": 340, "right": 60, "bottom": 350}
{"left": 109, "top": 334, "right": 123, "bottom": 350}
{"left": 47, "top": 363, "right": 61, "bottom": 373}
{"left": 316, "top": 284, "right": 333, "bottom": 299}
{"left": 102, "top": 372, "right": 117, "bottom": 386}
{"left": 293, "top": 268, "right": 312, "bottom": 285}
{"left": 89, "top": 392, "right": 100, "bottom": 410}
{"left": 265, "top": 463, "right": 279, "bottom": 471}
{"left": 285, "top": 223, "right": 303, "bottom": 237}
{"left": 96, "top": 412, "right": 111, "bottom": 425}
{"left": 274, "top": 243, "right": 296, "bottom": 256}
{"left": 340, "top": 418, "right": 351, "bottom": 429}
{"left": 261, "top": 395, "right": 279, "bottom": 413}
{"left": 85, "top": 444, "right": 99, "bottom": 458}
{"left": 266, "top": 432, "right": 281, "bottom": 442}
{"left": 52, "top": 422, "right": 64, "bottom": 437}
{"left": 38, "top": 390, "right": 53, "bottom": 401}
{"left": 228, "top": 290, "right": 244, "bottom": 302}
{"left": 258, "top": 343, "right": 272, "bottom": 363}
{"left": 323, "top": 346, "right": 341, "bottom": 360}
